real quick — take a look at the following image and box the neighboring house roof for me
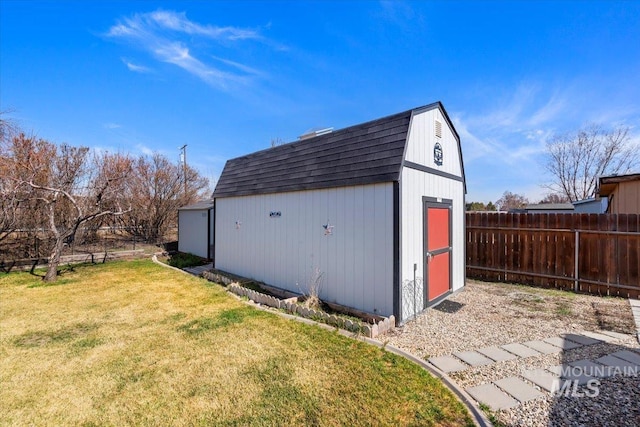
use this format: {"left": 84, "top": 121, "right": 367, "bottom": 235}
{"left": 510, "top": 203, "right": 575, "bottom": 213}
{"left": 523, "top": 203, "right": 575, "bottom": 211}
{"left": 213, "top": 102, "right": 463, "bottom": 198}
{"left": 572, "top": 198, "right": 597, "bottom": 206}
{"left": 178, "top": 200, "right": 214, "bottom": 211}
{"left": 598, "top": 173, "right": 640, "bottom": 196}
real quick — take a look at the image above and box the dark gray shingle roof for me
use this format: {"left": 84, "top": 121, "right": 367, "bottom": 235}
{"left": 213, "top": 102, "right": 459, "bottom": 198}
{"left": 178, "top": 200, "right": 214, "bottom": 210}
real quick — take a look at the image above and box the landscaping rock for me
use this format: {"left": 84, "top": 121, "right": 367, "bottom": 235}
{"left": 362, "top": 324, "right": 372, "bottom": 337}
{"left": 345, "top": 319, "right": 354, "bottom": 331}
{"left": 371, "top": 323, "right": 379, "bottom": 338}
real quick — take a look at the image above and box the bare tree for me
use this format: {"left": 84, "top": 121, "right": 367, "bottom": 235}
{"left": 539, "top": 193, "right": 570, "bottom": 204}
{"left": 543, "top": 124, "right": 639, "bottom": 201}
{"left": 0, "top": 109, "right": 20, "bottom": 143}
{"left": 0, "top": 134, "right": 132, "bottom": 281}
{"left": 1, "top": 114, "right": 27, "bottom": 247}
{"left": 119, "top": 153, "right": 209, "bottom": 243}
{"left": 496, "top": 191, "right": 529, "bottom": 211}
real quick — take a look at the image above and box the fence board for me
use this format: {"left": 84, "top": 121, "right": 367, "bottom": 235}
{"left": 466, "top": 212, "right": 640, "bottom": 298}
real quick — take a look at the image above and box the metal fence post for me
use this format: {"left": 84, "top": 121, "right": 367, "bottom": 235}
{"left": 574, "top": 230, "right": 579, "bottom": 293}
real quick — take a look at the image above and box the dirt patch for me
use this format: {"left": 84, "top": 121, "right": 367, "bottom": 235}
{"left": 591, "top": 301, "right": 635, "bottom": 333}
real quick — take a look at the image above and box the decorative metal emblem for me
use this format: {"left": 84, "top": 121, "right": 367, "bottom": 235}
{"left": 323, "top": 221, "right": 334, "bottom": 236}
{"left": 434, "top": 142, "right": 443, "bottom": 166}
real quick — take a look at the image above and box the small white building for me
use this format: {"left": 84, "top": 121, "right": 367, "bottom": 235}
{"left": 178, "top": 200, "right": 214, "bottom": 259}
{"left": 213, "top": 102, "right": 466, "bottom": 324}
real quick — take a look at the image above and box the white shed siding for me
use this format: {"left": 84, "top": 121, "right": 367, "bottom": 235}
{"left": 400, "top": 169, "right": 465, "bottom": 320}
{"left": 404, "top": 108, "right": 462, "bottom": 177}
{"left": 178, "top": 209, "right": 210, "bottom": 258}
{"left": 215, "top": 183, "right": 395, "bottom": 316}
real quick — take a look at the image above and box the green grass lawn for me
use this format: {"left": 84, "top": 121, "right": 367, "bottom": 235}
{"left": 0, "top": 259, "right": 473, "bottom": 426}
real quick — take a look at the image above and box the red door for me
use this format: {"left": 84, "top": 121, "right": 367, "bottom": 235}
{"left": 425, "top": 204, "right": 451, "bottom": 305}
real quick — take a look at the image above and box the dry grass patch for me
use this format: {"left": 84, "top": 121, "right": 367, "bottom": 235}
{"left": 0, "top": 259, "right": 473, "bottom": 427}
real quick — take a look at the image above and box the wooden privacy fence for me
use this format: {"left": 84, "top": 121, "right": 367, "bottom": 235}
{"left": 466, "top": 213, "right": 640, "bottom": 298}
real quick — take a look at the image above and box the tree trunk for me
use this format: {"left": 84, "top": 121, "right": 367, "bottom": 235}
{"left": 44, "top": 238, "right": 64, "bottom": 282}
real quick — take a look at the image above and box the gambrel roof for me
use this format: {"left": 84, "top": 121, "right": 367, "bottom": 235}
{"left": 213, "top": 101, "right": 462, "bottom": 198}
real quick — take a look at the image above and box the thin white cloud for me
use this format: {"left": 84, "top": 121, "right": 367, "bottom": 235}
{"left": 153, "top": 42, "right": 243, "bottom": 88}
{"left": 121, "top": 58, "right": 152, "bottom": 73}
{"left": 103, "top": 122, "right": 122, "bottom": 129}
{"left": 105, "top": 10, "right": 270, "bottom": 90}
{"left": 136, "top": 144, "right": 155, "bottom": 156}
{"left": 211, "top": 55, "right": 263, "bottom": 77}
{"left": 528, "top": 93, "right": 567, "bottom": 127}
{"left": 148, "top": 10, "right": 260, "bottom": 40}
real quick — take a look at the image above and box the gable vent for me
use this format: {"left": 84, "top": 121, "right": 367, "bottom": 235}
{"left": 435, "top": 120, "right": 442, "bottom": 138}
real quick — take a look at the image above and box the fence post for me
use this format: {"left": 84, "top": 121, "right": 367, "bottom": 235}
{"left": 574, "top": 230, "right": 579, "bottom": 293}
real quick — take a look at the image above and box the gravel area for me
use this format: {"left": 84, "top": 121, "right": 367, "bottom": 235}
{"left": 384, "top": 280, "right": 636, "bottom": 358}
{"left": 497, "top": 376, "right": 640, "bottom": 427}
{"left": 382, "top": 280, "right": 639, "bottom": 427}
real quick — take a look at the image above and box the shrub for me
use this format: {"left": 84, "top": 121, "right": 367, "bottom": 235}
{"left": 167, "top": 252, "right": 208, "bottom": 269}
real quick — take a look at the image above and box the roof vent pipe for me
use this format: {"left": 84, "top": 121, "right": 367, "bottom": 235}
{"left": 298, "top": 127, "right": 333, "bottom": 140}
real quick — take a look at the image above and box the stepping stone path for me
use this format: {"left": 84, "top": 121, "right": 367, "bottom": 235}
{"left": 453, "top": 350, "right": 493, "bottom": 367}
{"left": 466, "top": 384, "right": 518, "bottom": 411}
{"left": 427, "top": 330, "right": 640, "bottom": 412}
{"left": 543, "top": 336, "right": 582, "bottom": 350}
{"left": 494, "top": 376, "right": 544, "bottom": 403}
{"left": 477, "top": 346, "right": 517, "bottom": 362}
{"left": 501, "top": 343, "right": 540, "bottom": 358}
{"left": 522, "top": 340, "right": 561, "bottom": 355}
{"left": 428, "top": 355, "right": 467, "bottom": 373}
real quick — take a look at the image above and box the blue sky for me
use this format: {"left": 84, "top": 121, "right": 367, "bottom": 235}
{"left": 2, "top": 1, "right": 639, "bottom": 203}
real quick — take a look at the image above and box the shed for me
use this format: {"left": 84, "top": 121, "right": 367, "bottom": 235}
{"left": 178, "top": 200, "right": 214, "bottom": 259}
{"left": 213, "top": 102, "right": 466, "bottom": 324}
{"left": 598, "top": 173, "right": 640, "bottom": 214}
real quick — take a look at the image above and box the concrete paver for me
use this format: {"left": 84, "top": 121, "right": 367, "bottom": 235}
{"left": 453, "top": 350, "right": 494, "bottom": 367}
{"left": 428, "top": 356, "right": 467, "bottom": 373}
{"left": 548, "top": 364, "right": 593, "bottom": 385}
{"left": 543, "top": 336, "right": 582, "bottom": 350}
{"left": 579, "top": 330, "right": 617, "bottom": 343}
{"left": 522, "top": 368, "right": 565, "bottom": 393}
{"left": 609, "top": 350, "right": 640, "bottom": 365}
{"left": 597, "top": 330, "right": 630, "bottom": 340}
{"left": 522, "top": 340, "right": 561, "bottom": 355}
{"left": 466, "top": 383, "right": 519, "bottom": 411}
{"left": 501, "top": 343, "right": 541, "bottom": 358}
{"left": 494, "top": 376, "right": 543, "bottom": 403}
{"left": 570, "top": 359, "right": 615, "bottom": 378}
{"left": 477, "top": 346, "right": 518, "bottom": 362}
{"left": 594, "top": 355, "right": 639, "bottom": 376}
{"left": 560, "top": 333, "right": 601, "bottom": 346}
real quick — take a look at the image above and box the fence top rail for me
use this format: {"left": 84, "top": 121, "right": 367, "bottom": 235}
{"left": 466, "top": 225, "right": 640, "bottom": 236}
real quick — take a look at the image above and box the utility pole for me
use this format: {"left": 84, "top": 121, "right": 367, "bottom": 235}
{"left": 180, "top": 144, "right": 188, "bottom": 197}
